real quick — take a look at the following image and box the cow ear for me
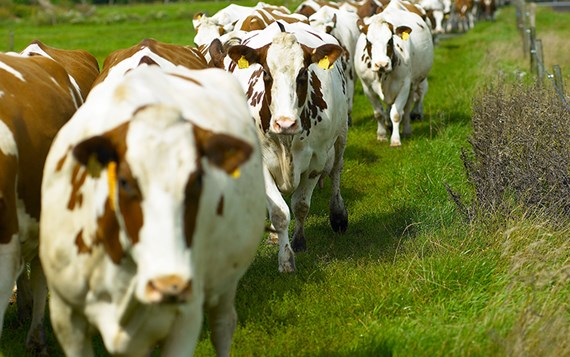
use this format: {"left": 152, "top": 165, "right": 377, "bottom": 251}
{"left": 395, "top": 26, "right": 412, "bottom": 40}
{"left": 73, "top": 136, "right": 118, "bottom": 178}
{"left": 193, "top": 126, "right": 253, "bottom": 178}
{"left": 192, "top": 12, "right": 205, "bottom": 29}
{"left": 311, "top": 44, "right": 344, "bottom": 70}
{"left": 208, "top": 38, "right": 226, "bottom": 69}
{"left": 227, "top": 45, "right": 259, "bottom": 69}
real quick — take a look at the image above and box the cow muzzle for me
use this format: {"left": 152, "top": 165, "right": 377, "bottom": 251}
{"left": 145, "top": 274, "right": 192, "bottom": 304}
{"left": 272, "top": 117, "right": 301, "bottom": 135}
{"left": 372, "top": 60, "right": 391, "bottom": 73}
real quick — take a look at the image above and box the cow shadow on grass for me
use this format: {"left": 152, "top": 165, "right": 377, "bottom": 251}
{"left": 234, "top": 200, "right": 421, "bottom": 325}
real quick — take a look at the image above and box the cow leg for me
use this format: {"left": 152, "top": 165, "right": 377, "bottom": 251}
{"left": 361, "top": 83, "right": 388, "bottom": 141}
{"left": 25, "top": 256, "right": 48, "bottom": 356}
{"left": 264, "top": 168, "right": 295, "bottom": 273}
{"left": 291, "top": 174, "right": 320, "bottom": 252}
{"left": 389, "top": 82, "right": 412, "bottom": 147}
{"left": 49, "top": 292, "right": 94, "bottom": 357}
{"left": 0, "top": 238, "right": 22, "bottom": 340}
{"left": 16, "top": 270, "right": 33, "bottom": 325}
{"left": 162, "top": 298, "right": 204, "bottom": 357}
{"left": 207, "top": 282, "right": 238, "bottom": 357}
{"left": 329, "top": 132, "right": 348, "bottom": 234}
{"left": 411, "top": 79, "right": 428, "bottom": 121}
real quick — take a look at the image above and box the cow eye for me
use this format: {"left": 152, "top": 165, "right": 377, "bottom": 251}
{"left": 296, "top": 68, "right": 308, "bottom": 83}
{"left": 263, "top": 70, "right": 273, "bottom": 83}
{"left": 118, "top": 176, "right": 140, "bottom": 199}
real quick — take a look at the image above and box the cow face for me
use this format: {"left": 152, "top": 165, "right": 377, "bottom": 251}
{"left": 193, "top": 13, "right": 226, "bottom": 48}
{"left": 364, "top": 18, "right": 412, "bottom": 73}
{"left": 309, "top": 8, "right": 338, "bottom": 34}
{"left": 72, "top": 105, "right": 252, "bottom": 304}
{"left": 227, "top": 32, "right": 343, "bottom": 135}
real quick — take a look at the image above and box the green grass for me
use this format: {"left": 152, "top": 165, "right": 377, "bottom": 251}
{"left": 1, "top": 3, "right": 569, "bottom": 356}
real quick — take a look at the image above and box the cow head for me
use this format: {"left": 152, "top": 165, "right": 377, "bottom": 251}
{"left": 72, "top": 105, "right": 253, "bottom": 305}
{"left": 226, "top": 32, "right": 343, "bottom": 135}
{"left": 309, "top": 7, "right": 338, "bottom": 34}
{"left": 362, "top": 17, "right": 412, "bottom": 73}
{"left": 193, "top": 13, "right": 226, "bottom": 48}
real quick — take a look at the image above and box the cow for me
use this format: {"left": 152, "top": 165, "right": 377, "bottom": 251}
{"left": 91, "top": 38, "right": 209, "bottom": 89}
{"left": 339, "top": 0, "right": 387, "bottom": 20}
{"left": 39, "top": 60, "right": 266, "bottom": 356}
{"left": 209, "top": 21, "right": 349, "bottom": 273}
{"left": 420, "top": 0, "right": 451, "bottom": 37}
{"left": 447, "top": 0, "right": 476, "bottom": 32}
{"left": 234, "top": 6, "right": 309, "bottom": 32}
{"left": 0, "top": 42, "right": 99, "bottom": 354}
{"left": 354, "top": 0, "right": 434, "bottom": 146}
{"left": 309, "top": 6, "right": 361, "bottom": 125}
{"left": 192, "top": 4, "right": 257, "bottom": 48}
{"left": 294, "top": 0, "right": 340, "bottom": 18}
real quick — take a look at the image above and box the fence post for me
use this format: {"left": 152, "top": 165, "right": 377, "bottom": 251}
{"left": 529, "top": 26, "right": 537, "bottom": 75}
{"left": 552, "top": 65, "right": 565, "bottom": 96}
{"left": 535, "top": 39, "right": 544, "bottom": 84}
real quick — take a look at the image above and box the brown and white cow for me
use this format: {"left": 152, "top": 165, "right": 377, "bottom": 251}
{"left": 234, "top": 6, "right": 309, "bottom": 32}
{"left": 39, "top": 57, "right": 266, "bottom": 355}
{"left": 92, "top": 38, "right": 209, "bottom": 88}
{"left": 0, "top": 42, "right": 99, "bottom": 353}
{"left": 294, "top": 0, "right": 340, "bottom": 18}
{"left": 210, "top": 21, "right": 349, "bottom": 273}
{"left": 355, "top": 0, "right": 434, "bottom": 146}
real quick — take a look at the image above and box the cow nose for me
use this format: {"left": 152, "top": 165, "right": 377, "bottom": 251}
{"left": 273, "top": 117, "right": 301, "bottom": 135}
{"left": 372, "top": 60, "right": 390, "bottom": 72}
{"left": 145, "top": 274, "right": 192, "bottom": 304}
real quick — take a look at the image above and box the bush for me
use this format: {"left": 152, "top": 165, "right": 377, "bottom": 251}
{"left": 449, "top": 81, "right": 570, "bottom": 221}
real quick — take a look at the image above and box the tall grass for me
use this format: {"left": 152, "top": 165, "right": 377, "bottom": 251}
{"left": 1, "top": 3, "right": 569, "bottom": 356}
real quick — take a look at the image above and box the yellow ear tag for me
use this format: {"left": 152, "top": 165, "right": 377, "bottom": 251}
{"left": 231, "top": 167, "right": 241, "bottom": 179}
{"left": 107, "top": 161, "right": 117, "bottom": 211}
{"left": 318, "top": 55, "right": 332, "bottom": 70}
{"left": 238, "top": 56, "right": 249, "bottom": 69}
{"left": 401, "top": 32, "right": 410, "bottom": 41}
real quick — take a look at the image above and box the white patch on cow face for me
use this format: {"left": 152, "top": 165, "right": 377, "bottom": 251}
{"left": 265, "top": 33, "right": 306, "bottom": 134}
{"left": 0, "top": 61, "right": 25, "bottom": 82}
{"left": 194, "top": 18, "right": 224, "bottom": 48}
{"left": 367, "top": 20, "right": 395, "bottom": 73}
{"left": 0, "top": 121, "right": 17, "bottom": 157}
{"left": 123, "top": 105, "right": 195, "bottom": 303}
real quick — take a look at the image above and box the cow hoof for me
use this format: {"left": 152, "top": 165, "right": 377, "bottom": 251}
{"left": 330, "top": 210, "right": 348, "bottom": 233}
{"left": 291, "top": 236, "right": 306, "bottom": 252}
{"left": 390, "top": 141, "right": 401, "bottom": 147}
{"left": 377, "top": 134, "right": 388, "bottom": 142}
{"left": 266, "top": 232, "right": 279, "bottom": 245}
{"left": 278, "top": 244, "right": 296, "bottom": 273}
{"left": 411, "top": 113, "right": 422, "bottom": 121}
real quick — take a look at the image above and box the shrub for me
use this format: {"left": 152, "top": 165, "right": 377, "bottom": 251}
{"left": 449, "top": 81, "right": 570, "bottom": 221}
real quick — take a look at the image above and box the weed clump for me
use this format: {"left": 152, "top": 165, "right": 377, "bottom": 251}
{"left": 449, "top": 81, "right": 570, "bottom": 221}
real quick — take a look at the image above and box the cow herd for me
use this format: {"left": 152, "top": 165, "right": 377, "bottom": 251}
{"left": 0, "top": 0, "right": 500, "bottom": 355}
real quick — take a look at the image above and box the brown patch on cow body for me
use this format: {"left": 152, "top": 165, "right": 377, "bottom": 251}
{"left": 117, "top": 162, "right": 144, "bottom": 245}
{"left": 67, "top": 164, "right": 87, "bottom": 210}
{"left": 95, "top": 198, "right": 123, "bottom": 264}
{"left": 184, "top": 172, "right": 202, "bottom": 247}
{"left": 75, "top": 229, "right": 92, "bottom": 254}
{"left": 138, "top": 55, "right": 159, "bottom": 67}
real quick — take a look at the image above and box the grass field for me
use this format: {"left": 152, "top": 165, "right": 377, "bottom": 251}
{"left": 1, "top": 2, "right": 569, "bottom": 356}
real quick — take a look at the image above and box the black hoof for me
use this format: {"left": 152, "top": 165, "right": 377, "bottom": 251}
{"left": 411, "top": 113, "right": 423, "bottom": 121}
{"left": 330, "top": 210, "right": 348, "bottom": 233}
{"left": 291, "top": 235, "right": 307, "bottom": 252}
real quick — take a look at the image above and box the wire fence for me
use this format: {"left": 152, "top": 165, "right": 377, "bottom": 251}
{"left": 515, "top": 0, "right": 570, "bottom": 111}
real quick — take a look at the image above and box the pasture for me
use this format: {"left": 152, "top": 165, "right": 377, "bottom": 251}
{"left": 1, "top": 1, "right": 569, "bottom": 356}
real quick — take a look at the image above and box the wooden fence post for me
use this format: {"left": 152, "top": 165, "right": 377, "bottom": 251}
{"left": 529, "top": 26, "right": 537, "bottom": 74}
{"left": 552, "top": 65, "right": 565, "bottom": 96}
{"left": 535, "top": 39, "right": 544, "bottom": 83}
